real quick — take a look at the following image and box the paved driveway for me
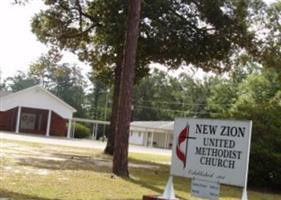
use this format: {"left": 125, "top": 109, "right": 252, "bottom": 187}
{"left": 0, "top": 131, "right": 172, "bottom": 156}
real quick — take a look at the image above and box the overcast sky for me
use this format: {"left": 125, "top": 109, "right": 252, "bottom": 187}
{"left": 0, "top": 0, "right": 277, "bottom": 81}
{"left": 0, "top": 1, "right": 89, "bottom": 80}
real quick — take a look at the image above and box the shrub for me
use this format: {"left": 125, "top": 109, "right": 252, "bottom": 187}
{"left": 74, "top": 123, "right": 91, "bottom": 139}
{"left": 249, "top": 146, "right": 281, "bottom": 190}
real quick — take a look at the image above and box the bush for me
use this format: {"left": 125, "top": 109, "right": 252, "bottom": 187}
{"left": 247, "top": 118, "right": 281, "bottom": 190}
{"left": 249, "top": 146, "right": 281, "bottom": 190}
{"left": 74, "top": 123, "right": 91, "bottom": 138}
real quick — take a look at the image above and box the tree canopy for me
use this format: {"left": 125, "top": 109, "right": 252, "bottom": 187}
{"left": 133, "top": 69, "right": 211, "bottom": 120}
{"left": 31, "top": 0, "right": 262, "bottom": 76}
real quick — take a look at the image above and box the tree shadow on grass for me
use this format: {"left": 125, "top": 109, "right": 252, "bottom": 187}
{"left": 15, "top": 152, "right": 165, "bottom": 173}
{"left": 14, "top": 152, "right": 188, "bottom": 199}
{"left": 128, "top": 159, "right": 242, "bottom": 200}
{"left": 0, "top": 189, "right": 139, "bottom": 200}
{"left": 126, "top": 171, "right": 190, "bottom": 200}
{"left": 12, "top": 152, "right": 242, "bottom": 200}
{"left": 128, "top": 158, "right": 191, "bottom": 196}
{"left": 0, "top": 189, "right": 62, "bottom": 200}
{"left": 15, "top": 152, "right": 111, "bottom": 172}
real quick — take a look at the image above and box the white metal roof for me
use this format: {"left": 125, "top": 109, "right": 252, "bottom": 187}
{"left": 0, "top": 85, "right": 76, "bottom": 119}
{"left": 130, "top": 121, "right": 174, "bottom": 134}
{"left": 69, "top": 118, "right": 174, "bottom": 134}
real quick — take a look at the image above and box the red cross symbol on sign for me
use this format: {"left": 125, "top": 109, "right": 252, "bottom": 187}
{"left": 176, "top": 123, "right": 196, "bottom": 168}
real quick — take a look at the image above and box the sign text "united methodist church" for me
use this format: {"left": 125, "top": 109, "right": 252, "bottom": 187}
{"left": 171, "top": 118, "right": 252, "bottom": 187}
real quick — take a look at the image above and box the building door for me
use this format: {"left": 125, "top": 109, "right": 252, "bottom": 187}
{"left": 20, "top": 113, "right": 36, "bottom": 130}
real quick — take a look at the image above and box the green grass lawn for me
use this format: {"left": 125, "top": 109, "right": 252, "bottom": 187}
{"left": 0, "top": 139, "right": 280, "bottom": 200}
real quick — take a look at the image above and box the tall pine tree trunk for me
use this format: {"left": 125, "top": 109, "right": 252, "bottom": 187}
{"left": 113, "top": 0, "right": 141, "bottom": 177}
{"left": 104, "top": 60, "right": 122, "bottom": 155}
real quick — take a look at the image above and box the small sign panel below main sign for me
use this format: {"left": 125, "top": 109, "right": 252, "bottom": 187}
{"left": 171, "top": 118, "right": 252, "bottom": 187}
{"left": 191, "top": 178, "right": 220, "bottom": 200}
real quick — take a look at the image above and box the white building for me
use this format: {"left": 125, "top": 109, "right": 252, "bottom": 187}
{"left": 0, "top": 85, "right": 76, "bottom": 137}
{"left": 129, "top": 121, "right": 174, "bottom": 149}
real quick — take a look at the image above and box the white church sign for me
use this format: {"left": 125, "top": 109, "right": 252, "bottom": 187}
{"left": 171, "top": 118, "right": 252, "bottom": 187}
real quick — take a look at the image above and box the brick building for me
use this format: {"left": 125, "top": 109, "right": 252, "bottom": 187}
{"left": 0, "top": 85, "right": 76, "bottom": 137}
